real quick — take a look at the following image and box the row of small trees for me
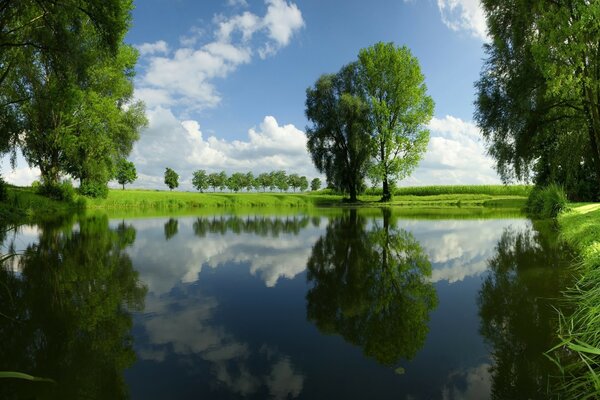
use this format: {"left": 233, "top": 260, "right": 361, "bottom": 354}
{"left": 163, "top": 168, "right": 321, "bottom": 193}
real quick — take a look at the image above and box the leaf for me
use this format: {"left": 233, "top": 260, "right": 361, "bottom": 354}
{"left": 0, "top": 371, "right": 55, "bottom": 383}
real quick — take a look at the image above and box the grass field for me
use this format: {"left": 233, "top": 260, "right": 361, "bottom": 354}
{"left": 551, "top": 204, "right": 600, "bottom": 397}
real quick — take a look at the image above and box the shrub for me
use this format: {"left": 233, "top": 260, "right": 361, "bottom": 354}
{"left": 37, "top": 180, "right": 76, "bottom": 202}
{"left": 78, "top": 181, "right": 108, "bottom": 198}
{"left": 526, "top": 183, "right": 568, "bottom": 218}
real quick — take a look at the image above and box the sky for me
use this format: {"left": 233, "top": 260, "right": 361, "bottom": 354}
{"left": 1, "top": 0, "right": 501, "bottom": 190}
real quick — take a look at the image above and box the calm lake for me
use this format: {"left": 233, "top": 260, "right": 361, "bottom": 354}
{"left": 0, "top": 209, "right": 574, "bottom": 399}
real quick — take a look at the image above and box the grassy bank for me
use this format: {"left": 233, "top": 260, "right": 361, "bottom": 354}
{"left": 82, "top": 187, "right": 528, "bottom": 210}
{"left": 0, "top": 185, "right": 529, "bottom": 222}
{"left": 552, "top": 204, "right": 600, "bottom": 397}
{"left": 0, "top": 186, "right": 83, "bottom": 223}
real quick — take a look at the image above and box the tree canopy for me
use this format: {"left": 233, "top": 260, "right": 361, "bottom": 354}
{"left": 115, "top": 159, "right": 137, "bottom": 190}
{"left": 0, "top": 0, "right": 146, "bottom": 198}
{"left": 306, "top": 42, "right": 434, "bottom": 202}
{"left": 475, "top": 0, "right": 600, "bottom": 200}
{"left": 164, "top": 167, "right": 179, "bottom": 191}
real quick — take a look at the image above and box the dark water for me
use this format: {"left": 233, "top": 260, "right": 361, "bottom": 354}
{"left": 0, "top": 209, "right": 574, "bottom": 399}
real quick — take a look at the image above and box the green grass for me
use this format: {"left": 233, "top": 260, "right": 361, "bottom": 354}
{"left": 550, "top": 204, "right": 600, "bottom": 397}
{"left": 83, "top": 188, "right": 528, "bottom": 210}
{"left": 0, "top": 186, "right": 83, "bottom": 223}
{"left": 0, "top": 186, "right": 529, "bottom": 223}
{"left": 365, "top": 184, "right": 532, "bottom": 197}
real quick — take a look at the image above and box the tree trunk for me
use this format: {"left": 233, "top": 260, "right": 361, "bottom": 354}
{"left": 381, "top": 176, "right": 391, "bottom": 202}
{"left": 122, "top": 183, "right": 125, "bottom": 190}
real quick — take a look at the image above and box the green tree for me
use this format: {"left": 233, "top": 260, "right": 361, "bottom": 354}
{"left": 306, "top": 209, "right": 437, "bottom": 366}
{"left": 257, "top": 172, "right": 273, "bottom": 192}
{"left": 310, "top": 177, "right": 321, "bottom": 191}
{"left": 287, "top": 173, "right": 301, "bottom": 192}
{"left": 270, "top": 170, "right": 289, "bottom": 192}
{"left": 0, "top": 0, "right": 134, "bottom": 161}
{"left": 217, "top": 171, "right": 228, "bottom": 192}
{"left": 164, "top": 167, "right": 179, "bottom": 191}
{"left": 192, "top": 169, "right": 209, "bottom": 193}
{"left": 306, "top": 63, "right": 372, "bottom": 201}
{"left": 115, "top": 159, "right": 137, "bottom": 190}
{"left": 358, "top": 42, "right": 434, "bottom": 202}
{"left": 475, "top": 0, "right": 600, "bottom": 200}
{"left": 298, "top": 176, "right": 309, "bottom": 192}
{"left": 227, "top": 172, "right": 246, "bottom": 192}
{"left": 3, "top": 2, "right": 145, "bottom": 197}
{"left": 245, "top": 172, "right": 255, "bottom": 192}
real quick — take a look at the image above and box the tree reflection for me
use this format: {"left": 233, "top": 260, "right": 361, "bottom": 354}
{"left": 164, "top": 218, "right": 179, "bottom": 240}
{"left": 478, "top": 221, "right": 573, "bottom": 399}
{"left": 306, "top": 209, "right": 438, "bottom": 366}
{"left": 0, "top": 215, "right": 146, "bottom": 399}
{"left": 193, "top": 215, "right": 310, "bottom": 238}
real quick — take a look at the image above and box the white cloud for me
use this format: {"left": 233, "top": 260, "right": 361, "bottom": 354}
{"left": 1, "top": 154, "right": 40, "bottom": 186}
{"left": 136, "top": 40, "right": 170, "bottom": 56}
{"left": 136, "top": 0, "right": 304, "bottom": 112}
{"left": 129, "top": 109, "right": 319, "bottom": 190}
{"left": 402, "top": 115, "right": 500, "bottom": 186}
{"left": 437, "top": 0, "right": 487, "bottom": 41}
{"left": 227, "top": 0, "right": 249, "bottom": 7}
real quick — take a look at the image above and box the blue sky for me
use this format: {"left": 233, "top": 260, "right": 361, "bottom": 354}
{"left": 3, "top": 0, "right": 500, "bottom": 189}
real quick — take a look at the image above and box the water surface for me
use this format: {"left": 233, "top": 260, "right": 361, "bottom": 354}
{"left": 0, "top": 209, "right": 573, "bottom": 399}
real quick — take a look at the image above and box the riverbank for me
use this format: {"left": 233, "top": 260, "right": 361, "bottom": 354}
{"left": 553, "top": 204, "right": 600, "bottom": 396}
{"left": 0, "top": 185, "right": 529, "bottom": 223}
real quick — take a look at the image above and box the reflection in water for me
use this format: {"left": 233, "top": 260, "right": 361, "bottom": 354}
{"left": 478, "top": 221, "right": 572, "bottom": 399}
{"left": 193, "top": 215, "right": 310, "bottom": 237}
{"left": 306, "top": 209, "right": 438, "bottom": 367}
{"left": 164, "top": 218, "right": 179, "bottom": 240}
{"left": 135, "top": 289, "right": 305, "bottom": 399}
{"left": 0, "top": 215, "right": 146, "bottom": 399}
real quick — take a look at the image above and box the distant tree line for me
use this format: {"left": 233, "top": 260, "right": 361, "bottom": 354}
{"left": 162, "top": 168, "right": 321, "bottom": 193}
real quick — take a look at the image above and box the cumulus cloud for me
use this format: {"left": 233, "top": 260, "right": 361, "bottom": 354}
{"left": 135, "top": 40, "right": 170, "bottom": 56}
{"left": 135, "top": 0, "right": 304, "bottom": 111}
{"left": 436, "top": 0, "right": 487, "bottom": 41}
{"left": 129, "top": 109, "right": 319, "bottom": 190}
{"left": 402, "top": 115, "right": 500, "bottom": 186}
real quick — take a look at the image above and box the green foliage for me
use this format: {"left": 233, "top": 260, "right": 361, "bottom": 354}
{"left": 192, "top": 169, "right": 209, "bottom": 192}
{"left": 0, "top": 0, "right": 135, "bottom": 158}
{"left": 551, "top": 205, "right": 600, "bottom": 397}
{"left": 164, "top": 167, "right": 179, "bottom": 191}
{"left": 115, "top": 159, "right": 137, "bottom": 190}
{"left": 306, "top": 63, "right": 372, "bottom": 201}
{"left": 526, "top": 184, "right": 569, "bottom": 218}
{"left": 271, "top": 170, "right": 289, "bottom": 192}
{"left": 475, "top": 0, "right": 600, "bottom": 200}
{"left": 37, "top": 181, "right": 76, "bottom": 202}
{"left": 164, "top": 218, "right": 179, "bottom": 240}
{"left": 306, "top": 42, "right": 433, "bottom": 202}
{"left": 310, "top": 178, "right": 321, "bottom": 192}
{"left": 227, "top": 172, "right": 246, "bottom": 192}
{"left": 358, "top": 42, "right": 434, "bottom": 201}
{"left": 79, "top": 180, "right": 109, "bottom": 199}
{"left": 256, "top": 172, "right": 273, "bottom": 192}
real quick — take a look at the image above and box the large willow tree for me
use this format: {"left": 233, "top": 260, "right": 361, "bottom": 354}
{"left": 0, "top": 0, "right": 146, "bottom": 197}
{"left": 476, "top": 0, "right": 600, "bottom": 200}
